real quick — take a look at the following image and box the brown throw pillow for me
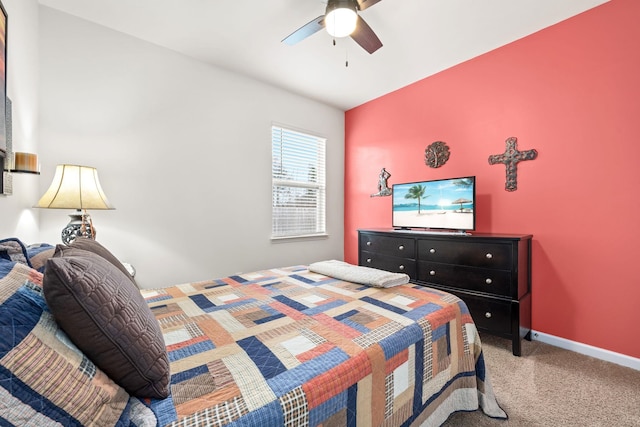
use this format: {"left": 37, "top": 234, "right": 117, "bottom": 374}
{"left": 70, "top": 237, "right": 136, "bottom": 286}
{"left": 43, "top": 254, "right": 170, "bottom": 398}
{"left": 52, "top": 244, "right": 128, "bottom": 287}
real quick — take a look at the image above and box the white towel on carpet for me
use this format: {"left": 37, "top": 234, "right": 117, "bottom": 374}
{"left": 308, "top": 260, "right": 410, "bottom": 288}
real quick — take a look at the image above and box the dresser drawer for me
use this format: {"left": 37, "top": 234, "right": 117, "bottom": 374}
{"left": 417, "top": 261, "right": 511, "bottom": 297}
{"left": 454, "top": 293, "right": 512, "bottom": 335}
{"left": 360, "top": 234, "right": 415, "bottom": 258}
{"left": 417, "top": 239, "right": 512, "bottom": 269}
{"left": 360, "top": 252, "right": 417, "bottom": 277}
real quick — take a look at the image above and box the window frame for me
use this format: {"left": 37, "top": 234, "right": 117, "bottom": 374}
{"left": 271, "top": 124, "right": 327, "bottom": 240}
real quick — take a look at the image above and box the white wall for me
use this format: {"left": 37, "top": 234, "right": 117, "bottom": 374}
{"left": 0, "top": 0, "right": 39, "bottom": 241}
{"left": 38, "top": 7, "right": 345, "bottom": 288}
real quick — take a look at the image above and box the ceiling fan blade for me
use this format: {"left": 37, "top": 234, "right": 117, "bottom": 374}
{"left": 356, "top": 0, "right": 382, "bottom": 11}
{"left": 350, "top": 15, "right": 382, "bottom": 54}
{"left": 282, "top": 15, "right": 325, "bottom": 45}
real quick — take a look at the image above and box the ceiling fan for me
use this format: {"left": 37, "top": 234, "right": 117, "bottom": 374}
{"left": 282, "top": 0, "right": 384, "bottom": 54}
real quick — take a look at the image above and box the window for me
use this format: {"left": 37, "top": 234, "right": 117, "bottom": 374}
{"left": 271, "top": 125, "right": 326, "bottom": 239}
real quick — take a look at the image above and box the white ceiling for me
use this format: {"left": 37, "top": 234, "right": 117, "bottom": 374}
{"left": 38, "top": 0, "right": 609, "bottom": 111}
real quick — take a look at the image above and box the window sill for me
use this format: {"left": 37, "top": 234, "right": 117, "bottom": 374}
{"left": 271, "top": 233, "right": 329, "bottom": 243}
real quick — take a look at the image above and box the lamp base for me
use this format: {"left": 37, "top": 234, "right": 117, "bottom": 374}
{"left": 62, "top": 209, "right": 96, "bottom": 245}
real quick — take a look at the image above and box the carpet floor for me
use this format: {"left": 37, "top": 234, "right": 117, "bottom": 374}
{"left": 441, "top": 334, "right": 640, "bottom": 426}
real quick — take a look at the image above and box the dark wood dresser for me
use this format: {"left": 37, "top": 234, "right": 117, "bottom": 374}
{"left": 358, "top": 229, "right": 532, "bottom": 356}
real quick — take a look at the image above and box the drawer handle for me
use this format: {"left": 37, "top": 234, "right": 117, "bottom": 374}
{"left": 398, "top": 245, "right": 404, "bottom": 250}
{"left": 366, "top": 241, "right": 372, "bottom": 246}
{"left": 429, "top": 248, "right": 436, "bottom": 254}
{"left": 485, "top": 278, "right": 493, "bottom": 285}
{"left": 485, "top": 253, "right": 493, "bottom": 259}
{"left": 366, "top": 258, "right": 372, "bottom": 263}
{"left": 429, "top": 270, "right": 436, "bottom": 276}
{"left": 399, "top": 265, "right": 405, "bottom": 271}
{"left": 485, "top": 312, "right": 492, "bottom": 318}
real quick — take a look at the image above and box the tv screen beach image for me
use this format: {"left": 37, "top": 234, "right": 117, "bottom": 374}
{"left": 392, "top": 177, "right": 475, "bottom": 230}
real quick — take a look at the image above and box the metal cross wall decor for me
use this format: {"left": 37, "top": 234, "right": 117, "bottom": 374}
{"left": 488, "top": 137, "right": 538, "bottom": 191}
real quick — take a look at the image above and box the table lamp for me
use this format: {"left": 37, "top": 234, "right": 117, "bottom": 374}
{"left": 36, "top": 164, "right": 115, "bottom": 245}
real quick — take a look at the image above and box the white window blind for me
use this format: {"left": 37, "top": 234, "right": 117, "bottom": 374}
{"left": 272, "top": 125, "right": 326, "bottom": 239}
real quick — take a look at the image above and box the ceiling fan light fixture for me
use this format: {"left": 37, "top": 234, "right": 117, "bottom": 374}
{"left": 325, "top": 1, "right": 358, "bottom": 38}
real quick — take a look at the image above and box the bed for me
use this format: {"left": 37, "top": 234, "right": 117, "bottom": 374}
{"left": 0, "top": 237, "right": 506, "bottom": 427}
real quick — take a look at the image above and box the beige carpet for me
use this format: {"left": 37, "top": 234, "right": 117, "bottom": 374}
{"left": 442, "top": 334, "right": 640, "bottom": 426}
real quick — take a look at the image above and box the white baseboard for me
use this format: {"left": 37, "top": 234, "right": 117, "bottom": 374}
{"left": 531, "top": 330, "right": 640, "bottom": 371}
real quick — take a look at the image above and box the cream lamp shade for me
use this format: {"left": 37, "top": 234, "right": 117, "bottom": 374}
{"left": 36, "top": 164, "right": 114, "bottom": 244}
{"left": 36, "top": 164, "right": 114, "bottom": 210}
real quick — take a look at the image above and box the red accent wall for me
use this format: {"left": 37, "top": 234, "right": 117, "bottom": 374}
{"left": 344, "top": 0, "right": 640, "bottom": 358}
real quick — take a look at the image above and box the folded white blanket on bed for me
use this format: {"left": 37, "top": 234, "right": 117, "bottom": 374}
{"left": 308, "top": 260, "right": 410, "bottom": 288}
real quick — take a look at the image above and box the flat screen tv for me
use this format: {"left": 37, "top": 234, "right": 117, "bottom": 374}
{"left": 392, "top": 176, "right": 476, "bottom": 232}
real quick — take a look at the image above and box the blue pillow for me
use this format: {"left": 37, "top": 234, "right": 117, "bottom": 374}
{"left": 26, "top": 242, "right": 56, "bottom": 272}
{"left": 0, "top": 237, "right": 32, "bottom": 267}
{"left": 26, "top": 242, "right": 55, "bottom": 259}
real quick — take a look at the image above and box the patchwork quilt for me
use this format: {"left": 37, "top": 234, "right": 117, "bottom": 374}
{"left": 143, "top": 265, "right": 506, "bottom": 426}
{"left": 0, "top": 261, "right": 156, "bottom": 427}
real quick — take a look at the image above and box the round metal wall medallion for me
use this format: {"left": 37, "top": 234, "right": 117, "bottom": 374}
{"left": 425, "top": 141, "right": 450, "bottom": 168}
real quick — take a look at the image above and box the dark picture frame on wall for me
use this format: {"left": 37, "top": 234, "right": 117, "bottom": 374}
{"left": 0, "top": 0, "right": 6, "bottom": 195}
{"left": 0, "top": 1, "right": 8, "bottom": 194}
{"left": 0, "top": 150, "right": 4, "bottom": 194}
{"left": 0, "top": 1, "right": 6, "bottom": 153}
